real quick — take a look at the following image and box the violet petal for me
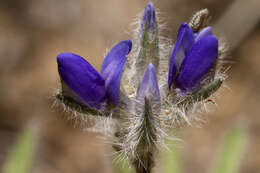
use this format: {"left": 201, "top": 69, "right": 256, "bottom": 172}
{"left": 138, "top": 63, "right": 160, "bottom": 102}
{"left": 195, "top": 26, "right": 212, "bottom": 42}
{"left": 100, "top": 40, "right": 132, "bottom": 107}
{"left": 168, "top": 23, "right": 194, "bottom": 90}
{"left": 177, "top": 35, "right": 218, "bottom": 91}
{"left": 57, "top": 52, "right": 106, "bottom": 109}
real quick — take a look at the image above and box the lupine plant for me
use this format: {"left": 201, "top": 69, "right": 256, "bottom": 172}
{"left": 55, "top": 2, "right": 227, "bottom": 173}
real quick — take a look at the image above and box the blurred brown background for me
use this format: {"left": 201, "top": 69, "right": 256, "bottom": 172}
{"left": 0, "top": 0, "right": 259, "bottom": 173}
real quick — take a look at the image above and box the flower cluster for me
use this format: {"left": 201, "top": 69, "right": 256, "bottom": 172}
{"left": 55, "top": 2, "right": 226, "bottom": 173}
{"left": 57, "top": 40, "right": 132, "bottom": 109}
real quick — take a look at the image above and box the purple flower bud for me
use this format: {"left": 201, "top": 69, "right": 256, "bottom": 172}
{"left": 140, "top": 2, "right": 156, "bottom": 36}
{"left": 168, "top": 22, "right": 218, "bottom": 92}
{"left": 137, "top": 63, "right": 160, "bottom": 102}
{"left": 57, "top": 40, "right": 132, "bottom": 109}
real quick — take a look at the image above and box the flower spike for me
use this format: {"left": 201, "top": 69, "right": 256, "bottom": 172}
{"left": 54, "top": 7, "right": 227, "bottom": 173}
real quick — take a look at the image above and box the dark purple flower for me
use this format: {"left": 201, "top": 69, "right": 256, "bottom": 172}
{"left": 137, "top": 63, "right": 160, "bottom": 102}
{"left": 168, "top": 22, "right": 218, "bottom": 92}
{"left": 140, "top": 2, "right": 156, "bottom": 37}
{"left": 57, "top": 40, "right": 132, "bottom": 109}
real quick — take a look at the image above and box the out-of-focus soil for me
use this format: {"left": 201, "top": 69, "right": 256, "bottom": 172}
{"left": 0, "top": 0, "right": 259, "bottom": 173}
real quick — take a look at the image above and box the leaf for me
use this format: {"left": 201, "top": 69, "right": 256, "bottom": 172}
{"left": 210, "top": 126, "right": 247, "bottom": 173}
{"left": 161, "top": 133, "right": 183, "bottom": 173}
{"left": 3, "top": 128, "right": 36, "bottom": 173}
{"left": 113, "top": 154, "right": 134, "bottom": 173}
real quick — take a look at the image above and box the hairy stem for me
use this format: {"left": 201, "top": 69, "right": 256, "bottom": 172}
{"left": 132, "top": 98, "right": 157, "bottom": 173}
